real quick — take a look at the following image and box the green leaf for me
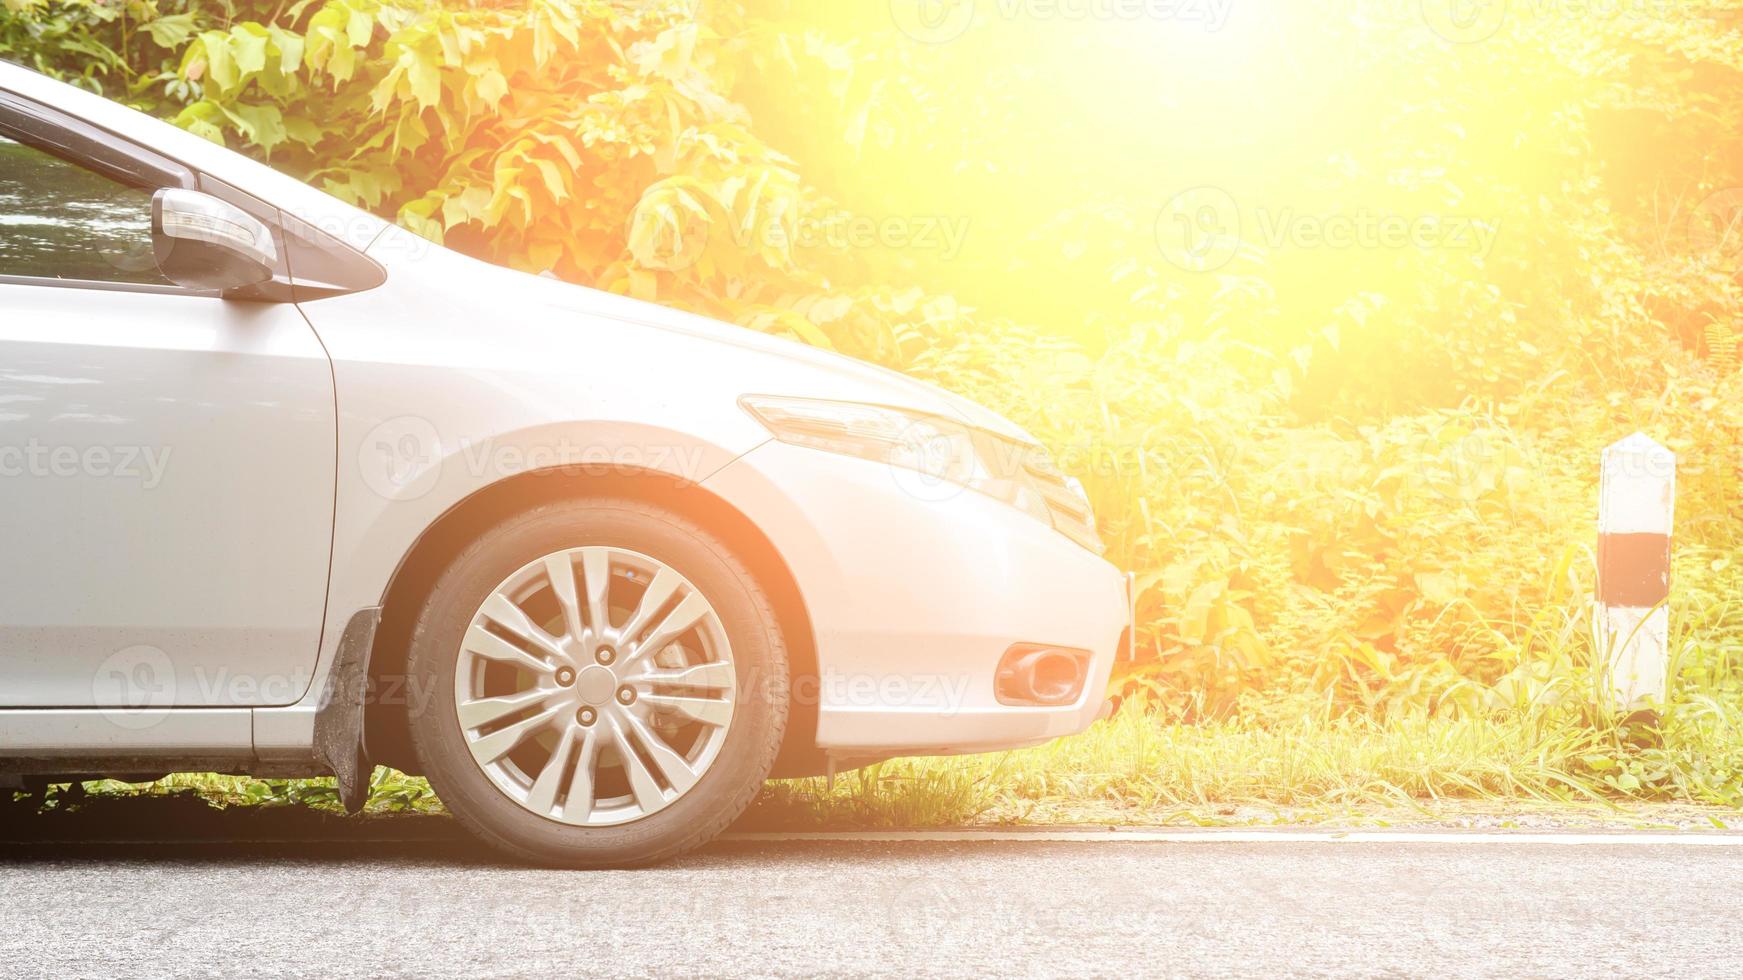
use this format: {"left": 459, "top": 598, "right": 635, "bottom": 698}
{"left": 531, "top": 157, "right": 569, "bottom": 203}
{"left": 475, "top": 67, "right": 508, "bottom": 107}
{"left": 172, "top": 100, "right": 227, "bottom": 145}
{"left": 220, "top": 102, "right": 289, "bottom": 153}
{"left": 283, "top": 116, "right": 323, "bottom": 147}
{"left": 328, "top": 41, "right": 358, "bottom": 82}
{"left": 405, "top": 50, "right": 441, "bottom": 110}
{"left": 143, "top": 14, "right": 197, "bottom": 51}
{"left": 196, "top": 31, "right": 238, "bottom": 91}
{"left": 269, "top": 27, "right": 306, "bottom": 76}
{"left": 347, "top": 8, "right": 375, "bottom": 48}
{"left": 229, "top": 26, "right": 269, "bottom": 77}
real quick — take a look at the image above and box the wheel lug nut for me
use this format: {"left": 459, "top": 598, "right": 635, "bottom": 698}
{"left": 596, "top": 646, "right": 617, "bottom": 665}
{"left": 555, "top": 667, "right": 576, "bottom": 687}
{"left": 577, "top": 707, "right": 596, "bottom": 726}
{"left": 617, "top": 687, "right": 636, "bottom": 705}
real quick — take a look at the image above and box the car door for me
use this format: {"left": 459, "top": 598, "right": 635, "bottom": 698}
{"left": 0, "top": 97, "right": 336, "bottom": 709}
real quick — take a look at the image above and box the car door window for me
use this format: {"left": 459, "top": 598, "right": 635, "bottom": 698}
{"left": 0, "top": 132, "right": 173, "bottom": 286}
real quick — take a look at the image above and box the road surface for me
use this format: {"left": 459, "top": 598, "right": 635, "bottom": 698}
{"left": 0, "top": 821, "right": 1736, "bottom": 977}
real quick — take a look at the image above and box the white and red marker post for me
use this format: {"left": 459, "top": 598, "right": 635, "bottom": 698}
{"left": 1595, "top": 433, "right": 1676, "bottom": 715}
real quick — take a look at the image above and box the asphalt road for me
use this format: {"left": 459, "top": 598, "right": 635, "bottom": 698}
{"left": 1, "top": 829, "right": 1737, "bottom": 978}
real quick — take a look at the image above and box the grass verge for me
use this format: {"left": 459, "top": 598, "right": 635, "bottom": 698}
{"left": 745, "top": 700, "right": 1743, "bottom": 827}
{"left": 16, "top": 697, "right": 1740, "bottom": 831}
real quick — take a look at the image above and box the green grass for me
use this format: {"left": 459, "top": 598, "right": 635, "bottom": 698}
{"left": 26, "top": 690, "right": 1741, "bottom": 830}
{"left": 746, "top": 697, "right": 1743, "bottom": 827}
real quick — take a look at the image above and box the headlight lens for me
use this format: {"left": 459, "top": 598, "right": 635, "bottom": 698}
{"left": 740, "top": 395, "right": 1103, "bottom": 554}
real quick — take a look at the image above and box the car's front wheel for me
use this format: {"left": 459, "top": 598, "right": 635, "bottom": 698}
{"left": 406, "top": 498, "right": 788, "bottom": 867}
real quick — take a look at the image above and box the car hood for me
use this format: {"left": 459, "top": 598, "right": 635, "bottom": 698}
{"left": 381, "top": 236, "right": 1039, "bottom": 446}
{"left": 580, "top": 290, "right": 1035, "bottom": 443}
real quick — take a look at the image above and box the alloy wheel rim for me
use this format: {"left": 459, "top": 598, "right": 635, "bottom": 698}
{"left": 453, "top": 546, "right": 736, "bottom": 826}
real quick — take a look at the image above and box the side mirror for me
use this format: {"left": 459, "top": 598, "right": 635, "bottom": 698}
{"left": 151, "top": 188, "right": 277, "bottom": 292}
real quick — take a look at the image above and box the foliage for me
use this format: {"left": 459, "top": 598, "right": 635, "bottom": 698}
{"left": 4, "top": 0, "right": 1743, "bottom": 757}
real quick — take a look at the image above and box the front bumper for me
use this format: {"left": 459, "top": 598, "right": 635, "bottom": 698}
{"left": 703, "top": 439, "right": 1130, "bottom": 757}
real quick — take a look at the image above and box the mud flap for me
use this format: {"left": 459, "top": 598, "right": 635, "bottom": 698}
{"left": 313, "top": 607, "right": 380, "bottom": 814}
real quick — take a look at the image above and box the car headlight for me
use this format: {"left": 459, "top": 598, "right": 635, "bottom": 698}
{"left": 739, "top": 395, "right": 1104, "bottom": 554}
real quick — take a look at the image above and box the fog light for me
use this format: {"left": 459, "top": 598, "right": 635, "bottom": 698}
{"left": 995, "top": 645, "right": 1090, "bottom": 706}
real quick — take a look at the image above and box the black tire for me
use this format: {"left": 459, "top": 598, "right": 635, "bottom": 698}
{"left": 405, "top": 497, "right": 788, "bottom": 868}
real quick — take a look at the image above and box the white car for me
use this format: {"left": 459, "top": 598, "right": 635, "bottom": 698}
{"left": 0, "top": 61, "right": 1129, "bottom": 866}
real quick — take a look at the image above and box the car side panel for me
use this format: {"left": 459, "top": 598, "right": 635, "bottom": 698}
{"left": 0, "top": 282, "right": 337, "bottom": 709}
